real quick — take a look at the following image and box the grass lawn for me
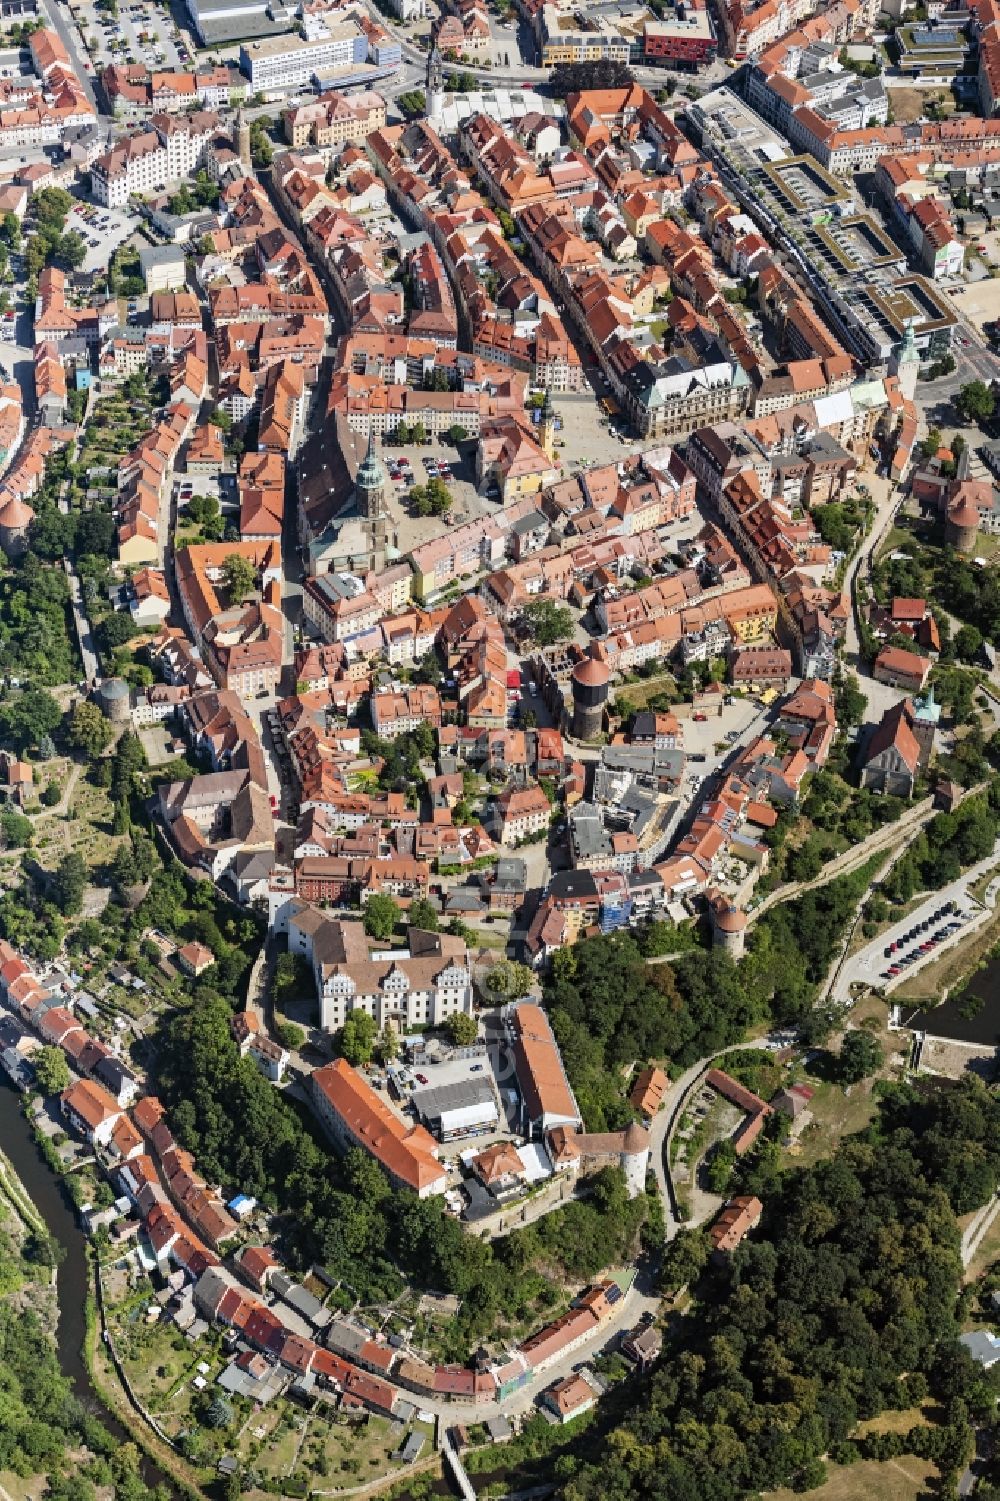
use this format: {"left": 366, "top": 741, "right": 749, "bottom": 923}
{"left": 770, "top": 1455, "right": 938, "bottom": 1501}
{"left": 303, "top": 1413, "right": 414, "bottom": 1483}
{"left": 787, "top": 1001, "right": 901, "bottom": 1168}
{"left": 614, "top": 669, "right": 680, "bottom": 710}
{"left": 114, "top": 1318, "right": 206, "bottom": 1428}
{"left": 856, "top": 1404, "right": 935, "bottom": 1438}
{"left": 789, "top": 1074, "right": 880, "bottom": 1169}
{"left": 877, "top": 523, "right": 922, "bottom": 563}
{"left": 466, "top": 927, "right": 508, "bottom": 950}
{"left": 30, "top": 774, "right": 120, "bottom": 861}
{"left": 886, "top": 83, "right": 953, "bottom": 123}
{"left": 964, "top": 529, "right": 1000, "bottom": 562}
{"left": 969, "top": 864, "right": 1000, "bottom": 904}
{"left": 0, "top": 1473, "right": 47, "bottom": 1501}
{"left": 252, "top": 1410, "right": 309, "bottom": 1478}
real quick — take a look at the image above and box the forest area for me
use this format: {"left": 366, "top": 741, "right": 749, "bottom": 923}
{"left": 551, "top": 1078, "right": 1000, "bottom": 1500}
{"left": 546, "top": 855, "right": 880, "bottom": 1130}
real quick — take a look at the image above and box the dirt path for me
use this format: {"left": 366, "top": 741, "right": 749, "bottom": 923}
{"left": 32, "top": 762, "right": 83, "bottom": 853}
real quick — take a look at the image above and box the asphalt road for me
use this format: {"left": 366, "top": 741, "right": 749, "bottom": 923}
{"left": 40, "top": 0, "right": 100, "bottom": 112}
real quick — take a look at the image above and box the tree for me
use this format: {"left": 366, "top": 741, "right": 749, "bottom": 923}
{"left": 272, "top": 950, "right": 308, "bottom": 1009}
{"left": 920, "top": 427, "right": 943, "bottom": 461}
{"left": 409, "top": 477, "right": 452, "bottom": 518}
{"left": 414, "top": 650, "right": 442, "bottom": 686}
{"left": 249, "top": 120, "right": 272, "bottom": 168}
{"left": 363, "top": 894, "right": 399, "bottom": 940}
{"left": 408, "top": 897, "right": 439, "bottom": 932}
{"left": 660, "top": 1226, "right": 710, "bottom": 1293}
{"left": 34, "top": 1046, "right": 70, "bottom": 1096}
{"left": 549, "top": 59, "right": 635, "bottom": 95}
{"left": 0, "top": 687, "right": 62, "bottom": 753}
{"left": 448, "top": 424, "right": 468, "bottom": 444}
{"left": 204, "top": 1395, "right": 233, "bottom": 1429}
{"left": 834, "top": 670, "right": 867, "bottom": 728}
{"left": 445, "top": 1011, "right": 478, "bottom": 1046}
{"left": 74, "top": 510, "right": 115, "bottom": 558}
{"left": 49, "top": 851, "right": 87, "bottom": 916}
{"left": 339, "top": 1010, "right": 377, "bottom": 1066}
{"left": 485, "top": 960, "right": 534, "bottom": 997}
{"left": 221, "top": 553, "right": 256, "bottom": 601}
{"left": 838, "top": 1028, "right": 884, "bottom": 1084}
{"left": 110, "top": 834, "right": 156, "bottom": 894}
{"left": 954, "top": 624, "right": 983, "bottom": 663}
{"left": 0, "top": 809, "right": 32, "bottom": 850}
{"left": 33, "top": 188, "right": 72, "bottom": 230}
{"left": 522, "top": 598, "right": 575, "bottom": 646}
{"left": 376, "top": 1025, "right": 400, "bottom": 1063}
{"left": 276, "top": 1021, "right": 304, "bottom": 1050}
{"left": 96, "top": 612, "right": 137, "bottom": 655}
{"left": 56, "top": 231, "right": 87, "bottom": 270}
{"left": 705, "top": 1139, "right": 736, "bottom": 1195}
{"left": 186, "top": 492, "right": 223, "bottom": 540}
{"left": 956, "top": 380, "right": 996, "bottom": 425}
{"left": 67, "top": 700, "right": 112, "bottom": 760}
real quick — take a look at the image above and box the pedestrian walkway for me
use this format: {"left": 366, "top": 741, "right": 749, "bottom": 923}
{"left": 441, "top": 1432, "right": 476, "bottom": 1501}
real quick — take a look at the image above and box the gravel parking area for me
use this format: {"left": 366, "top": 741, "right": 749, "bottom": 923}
{"left": 66, "top": 197, "right": 140, "bottom": 276}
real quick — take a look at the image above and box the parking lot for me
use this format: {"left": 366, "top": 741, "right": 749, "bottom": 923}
{"left": 551, "top": 390, "right": 645, "bottom": 471}
{"left": 682, "top": 696, "right": 771, "bottom": 755}
{"left": 65, "top": 197, "right": 139, "bottom": 277}
{"left": 384, "top": 436, "right": 501, "bottom": 555}
{"left": 66, "top": 0, "right": 189, "bottom": 72}
{"left": 836, "top": 890, "right": 978, "bottom": 1003}
{"left": 378, "top": 1043, "right": 516, "bottom": 1154}
{"left": 876, "top": 901, "right": 971, "bottom": 984}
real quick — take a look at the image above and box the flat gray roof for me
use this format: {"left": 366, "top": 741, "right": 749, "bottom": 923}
{"left": 411, "top": 1077, "right": 495, "bottom": 1119}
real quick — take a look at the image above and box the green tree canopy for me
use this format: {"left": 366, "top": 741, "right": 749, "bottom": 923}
{"left": 408, "top": 897, "right": 439, "bottom": 932}
{"left": 276, "top": 1021, "right": 304, "bottom": 1050}
{"left": 221, "top": 553, "right": 257, "bottom": 601}
{"left": 445, "top": 1011, "right": 478, "bottom": 1046}
{"left": 33, "top": 1045, "right": 70, "bottom": 1096}
{"left": 67, "top": 700, "right": 112, "bottom": 760}
{"left": 838, "top": 1028, "right": 885, "bottom": 1084}
{"left": 485, "top": 960, "right": 534, "bottom": 997}
{"left": 48, "top": 851, "right": 87, "bottom": 916}
{"left": 338, "top": 1010, "right": 377, "bottom": 1066}
{"left": 956, "top": 380, "right": 996, "bottom": 425}
{"left": 363, "top": 894, "right": 399, "bottom": 940}
{"left": 0, "top": 687, "right": 62, "bottom": 753}
{"left": 522, "top": 598, "right": 575, "bottom": 646}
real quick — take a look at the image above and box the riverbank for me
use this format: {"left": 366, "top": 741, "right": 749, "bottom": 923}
{"left": 84, "top": 1277, "right": 207, "bottom": 1501}
{"left": 0, "top": 1077, "right": 187, "bottom": 1497}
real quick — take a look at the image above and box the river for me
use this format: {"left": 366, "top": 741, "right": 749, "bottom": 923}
{"left": 901, "top": 956, "right": 1000, "bottom": 1048}
{"left": 0, "top": 1074, "right": 175, "bottom": 1493}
